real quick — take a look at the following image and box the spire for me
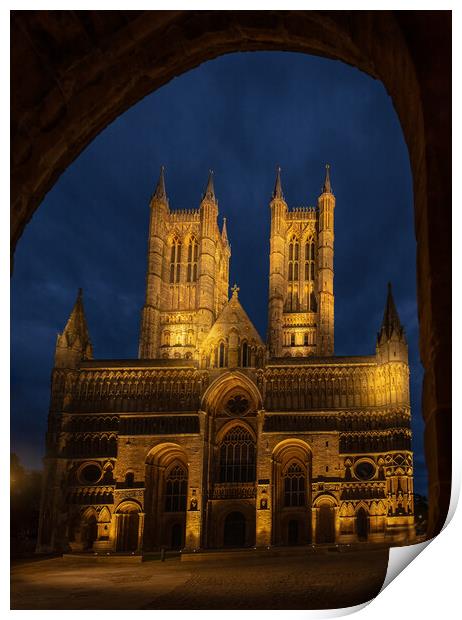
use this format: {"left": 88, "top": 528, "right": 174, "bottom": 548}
{"left": 221, "top": 217, "right": 229, "bottom": 243}
{"left": 272, "top": 166, "right": 284, "bottom": 199}
{"left": 152, "top": 165, "right": 167, "bottom": 202}
{"left": 322, "top": 163, "right": 332, "bottom": 194}
{"left": 378, "top": 282, "right": 405, "bottom": 342}
{"left": 202, "top": 169, "right": 216, "bottom": 202}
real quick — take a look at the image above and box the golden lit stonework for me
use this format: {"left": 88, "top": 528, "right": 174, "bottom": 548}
{"left": 37, "top": 166, "right": 415, "bottom": 554}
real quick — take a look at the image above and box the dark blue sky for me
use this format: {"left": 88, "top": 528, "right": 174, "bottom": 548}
{"left": 10, "top": 51, "right": 427, "bottom": 495}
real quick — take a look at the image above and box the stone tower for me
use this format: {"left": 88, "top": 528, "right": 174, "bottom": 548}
{"left": 138, "top": 168, "right": 230, "bottom": 360}
{"left": 267, "top": 165, "right": 335, "bottom": 357}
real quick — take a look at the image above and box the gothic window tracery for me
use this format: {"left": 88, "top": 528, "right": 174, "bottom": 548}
{"left": 186, "top": 237, "right": 198, "bottom": 282}
{"left": 288, "top": 236, "right": 299, "bottom": 282}
{"left": 283, "top": 462, "right": 306, "bottom": 507}
{"left": 169, "top": 237, "right": 182, "bottom": 283}
{"left": 304, "top": 238, "right": 315, "bottom": 281}
{"left": 164, "top": 464, "right": 187, "bottom": 512}
{"left": 219, "top": 426, "right": 256, "bottom": 483}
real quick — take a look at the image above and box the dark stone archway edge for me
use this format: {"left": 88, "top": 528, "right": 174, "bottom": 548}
{"left": 10, "top": 10, "right": 451, "bottom": 539}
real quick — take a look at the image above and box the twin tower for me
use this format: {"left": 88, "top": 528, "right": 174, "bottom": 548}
{"left": 138, "top": 166, "right": 335, "bottom": 363}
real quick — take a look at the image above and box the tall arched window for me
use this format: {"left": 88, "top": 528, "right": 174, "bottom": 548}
{"left": 165, "top": 464, "right": 187, "bottom": 512}
{"left": 219, "top": 426, "right": 256, "bottom": 483}
{"left": 288, "top": 236, "right": 299, "bottom": 282}
{"left": 304, "top": 238, "right": 315, "bottom": 281}
{"left": 218, "top": 342, "right": 226, "bottom": 368}
{"left": 309, "top": 291, "right": 317, "bottom": 312}
{"left": 169, "top": 237, "right": 182, "bottom": 283}
{"left": 241, "top": 341, "right": 249, "bottom": 367}
{"left": 283, "top": 462, "right": 306, "bottom": 507}
{"left": 186, "top": 237, "right": 198, "bottom": 282}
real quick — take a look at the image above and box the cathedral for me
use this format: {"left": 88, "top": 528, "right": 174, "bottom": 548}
{"left": 37, "top": 165, "right": 415, "bottom": 554}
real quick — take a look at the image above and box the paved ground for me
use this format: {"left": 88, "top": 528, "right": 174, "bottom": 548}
{"left": 11, "top": 548, "right": 389, "bottom": 610}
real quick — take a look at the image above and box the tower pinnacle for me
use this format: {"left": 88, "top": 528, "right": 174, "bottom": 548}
{"left": 221, "top": 217, "right": 229, "bottom": 244}
{"left": 55, "top": 288, "right": 93, "bottom": 367}
{"left": 322, "top": 163, "right": 333, "bottom": 194}
{"left": 378, "top": 282, "right": 406, "bottom": 342}
{"left": 272, "top": 166, "right": 284, "bottom": 200}
{"left": 153, "top": 165, "right": 167, "bottom": 202}
{"left": 202, "top": 169, "right": 216, "bottom": 202}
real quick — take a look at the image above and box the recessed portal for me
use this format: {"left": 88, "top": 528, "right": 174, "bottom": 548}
{"left": 223, "top": 511, "right": 246, "bottom": 548}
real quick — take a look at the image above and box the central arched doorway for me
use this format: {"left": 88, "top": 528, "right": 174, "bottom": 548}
{"left": 288, "top": 519, "right": 299, "bottom": 546}
{"left": 224, "top": 511, "right": 246, "bottom": 547}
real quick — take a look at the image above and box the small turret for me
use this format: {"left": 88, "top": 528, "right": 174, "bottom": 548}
{"left": 55, "top": 289, "right": 93, "bottom": 368}
{"left": 376, "top": 283, "right": 408, "bottom": 363}
{"left": 221, "top": 217, "right": 229, "bottom": 246}
{"left": 317, "top": 164, "right": 335, "bottom": 355}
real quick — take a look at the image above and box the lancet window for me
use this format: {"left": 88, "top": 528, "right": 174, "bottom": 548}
{"left": 164, "top": 464, "right": 187, "bottom": 512}
{"left": 283, "top": 462, "right": 306, "bottom": 507}
{"left": 288, "top": 236, "right": 299, "bottom": 282}
{"left": 186, "top": 237, "right": 198, "bottom": 283}
{"left": 169, "top": 237, "right": 182, "bottom": 284}
{"left": 219, "top": 426, "right": 256, "bottom": 483}
{"left": 241, "top": 341, "right": 249, "bottom": 367}
{"left": 304, "top": 238, "right": 315, "bottom": 281}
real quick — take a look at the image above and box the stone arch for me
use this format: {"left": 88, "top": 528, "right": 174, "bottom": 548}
{"left": 11, "top": 12, "right": 450, "bottom": 539}
{"left": 314, "top": 496, "right": 337, "bottom": 544}
{"left": 144, "top": 442, "right": 189, "bottom": 551}
{"left": 272, "top": 439, "right": 312, "bottom": 545}
{"left": 201, "top": 370, "right": 263, "bottom": 416}
{"left": 211, "top": 500, "right": 256, "bottom": 549}
{"left": 114, "top": 500, "right": 141, "bottom": 553}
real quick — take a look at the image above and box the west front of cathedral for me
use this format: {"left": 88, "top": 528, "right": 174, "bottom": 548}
{"left": 37, "top": 166, "right": 415, "bottom": 554}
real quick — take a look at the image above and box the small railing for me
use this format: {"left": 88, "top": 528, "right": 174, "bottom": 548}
{"left": 211, "top": 482, "right": 256, "bottom": 500}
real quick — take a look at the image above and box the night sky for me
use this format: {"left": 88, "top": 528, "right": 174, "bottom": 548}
{"left": 10, "top": 51, "right": 427, "bottom": 496}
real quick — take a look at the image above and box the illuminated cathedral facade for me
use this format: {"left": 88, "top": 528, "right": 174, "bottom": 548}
{"left": 37, "top": 166, "right": 415, "bottom": 554}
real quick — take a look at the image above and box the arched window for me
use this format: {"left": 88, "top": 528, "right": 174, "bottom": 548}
{"left": 309, "top": 291, "right": 317, "bottom": 312}
{"left": 169, "top": 237, "right": 182, "bottom": 283}
{"left": 283, "top": 462, "right": 306, "bottom": 507}
{"left": 304, "top": 238, "right": 315, "bottom": 282}
{"left": 219, "top": 426, "right": 256, "bottom": 483}
{"left": 125, "top": 472, "right": 134, "bottom": 487}
{"left": 218, "top": 342, "right": 226, "bottom": 368}
{"left": 290, "top": 334, "right": 296, "bottom": 346}
{"left": 186, "top": 237, "right": 198, "bottom": 282}
{"left": 163, "top": 331, "right": 171, "bottom": 346}
{"left": 288, "top": 236, "right": 299, "bottom": 282}
{"left": 241, "top": 341, "right": 249, "bottom": 367}
{"left": 164, "top": 464, "right": 187, "bottom": 512}
{"left": 304, "top": 332, "right": 309, "bottom": 346}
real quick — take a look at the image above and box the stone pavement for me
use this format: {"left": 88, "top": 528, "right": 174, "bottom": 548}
{"left": 11, "top": 548, "right": 389, "bottom": 610}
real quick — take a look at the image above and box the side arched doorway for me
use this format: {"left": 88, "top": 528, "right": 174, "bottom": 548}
{"left": 144, "top": 443, "right": 188, "bottom": 551}
{"left": 116, "top": 503, "right": 140, "bottom": 552}
{"left": 81, "top": 512, "right": 98, "bottom": 550}
{"left": 316, "top": 503, "right": 336, "bottom": 544}
{"left": 223, "top": 511, "right": 246, "bottom": 548}
{"left": 356, "top": 507, "right": 369, "bottom": 542}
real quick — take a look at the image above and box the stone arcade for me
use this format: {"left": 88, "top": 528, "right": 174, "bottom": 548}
{"left": 37, "top": 166, "right": 415, "bottom": 554}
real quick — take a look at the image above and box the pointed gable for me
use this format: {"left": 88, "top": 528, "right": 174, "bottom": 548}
{"left": 202, "top": 286, "right": 264, "bottom": 349}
